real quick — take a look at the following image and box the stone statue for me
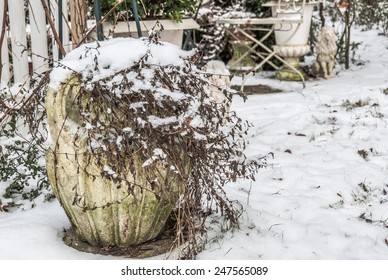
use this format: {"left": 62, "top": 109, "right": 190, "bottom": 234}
{"left": 203, "top": 60, "right": 231, "bottom": 121}
{"left": 313, "top": 26, "right": 338, "bottom": 78}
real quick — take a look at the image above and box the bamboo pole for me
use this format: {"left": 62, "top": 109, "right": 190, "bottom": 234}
{"left": 76, "top": 0, "right": 125, "bottom": 48}
{"left": 40, "top": 0, "right": 66, "bottom": 57}
{"left": 69, "top": 0, "right": 87, "bottom": 47}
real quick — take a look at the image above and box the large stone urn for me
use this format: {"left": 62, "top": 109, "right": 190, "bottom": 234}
{"left": 45, "top": 76, "right": 183, "bottom": 248}
{"left": 265, "top": 1, "right": 319, "bottom": 80}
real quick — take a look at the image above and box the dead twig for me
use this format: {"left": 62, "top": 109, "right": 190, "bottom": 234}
{"left": 247, "top": 181, "right": 252, "bottom": 206}
{"left": 40, "top": 0, "right": 66, "bottom": 57}
{"left": 76, "top": 0, "right": 125, "bottom": 48}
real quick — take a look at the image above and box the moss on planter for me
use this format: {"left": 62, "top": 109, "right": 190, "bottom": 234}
{"left": 276, "top": 66, "right": 308, "bottom": 81}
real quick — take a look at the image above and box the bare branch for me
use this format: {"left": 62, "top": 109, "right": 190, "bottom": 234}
{"left": 76, "top": 0, "right": 125, "bottom": 48}
{"left": 40, "top": 0, "right": 66, "bottom": 57}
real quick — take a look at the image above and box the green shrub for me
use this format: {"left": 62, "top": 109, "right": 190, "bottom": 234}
{"left": 90, "top": 0, "right": 197, "bottom": 22}
{"left": 0, "top": 89, "right": 52, "bottom": 209}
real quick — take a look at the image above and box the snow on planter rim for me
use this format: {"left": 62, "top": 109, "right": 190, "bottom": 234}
{"left": 49, "top": 37, "right": 195, "bottom": 90}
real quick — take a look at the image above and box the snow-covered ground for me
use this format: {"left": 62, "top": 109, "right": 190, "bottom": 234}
{"left": 1, "top": 27, "right": 388, "bottom": 260}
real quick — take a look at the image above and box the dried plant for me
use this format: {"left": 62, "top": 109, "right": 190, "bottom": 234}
{"left": 1, "top": 32, "right": 265, "bottom": 258}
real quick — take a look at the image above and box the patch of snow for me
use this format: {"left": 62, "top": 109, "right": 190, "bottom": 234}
{"left": 147, "top": 115, "right": 177, "bottom": 128}
{"left": 142, "top": 148, "right": 167, "bottom": 167}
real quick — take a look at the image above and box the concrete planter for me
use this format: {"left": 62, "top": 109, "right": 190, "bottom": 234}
{"left": 45, "top": 75, "right": 182, "bottom": 247}
{"left": 102, "top": 18, "right": 199, "bottom": 47}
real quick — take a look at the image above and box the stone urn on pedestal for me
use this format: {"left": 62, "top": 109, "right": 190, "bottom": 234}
{"left": 264, "top": 0, "right": 319, "bottom": 81}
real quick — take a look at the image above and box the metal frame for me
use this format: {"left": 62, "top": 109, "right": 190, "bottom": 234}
{"left": 216, "top": 0, "right": 307, "bottom": 87}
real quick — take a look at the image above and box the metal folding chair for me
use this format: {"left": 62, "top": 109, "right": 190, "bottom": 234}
{"left": 216, "top": 0, "right": 308, "bottom": 86}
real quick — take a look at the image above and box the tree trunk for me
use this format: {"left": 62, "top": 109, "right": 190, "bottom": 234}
{"left": 319, "top": 3, "right": 325, "bottom": 28}
{"left": 0, "top": 0, "right": 8, "bottom": 81}
{"left": 70, "top": 0, "right": 87, "bottom": 47}
{"left": 344, "top": 0, "right": 351, "bottom": 69}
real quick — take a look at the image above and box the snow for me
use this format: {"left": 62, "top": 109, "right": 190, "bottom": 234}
{"left": 217, "top": 11, "right": 256, "bottom": 19}
{"left": 48, "top": 37, "right": 195, "bottom": 90}
{"left": 147, "top": 115, "right": 178, "bottom": 128}
{"left": 142, "top": 148, "right": 168, "bottom": 167}
{"left": 1, "top": 27, "right": 388, "bottom": 260}
{"left": 0, "top": 201, "right": 114, "bottom": 260}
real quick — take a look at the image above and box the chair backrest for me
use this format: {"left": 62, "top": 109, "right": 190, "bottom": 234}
{"left": 273, "top": 0, "right": 306, "bottom": 19}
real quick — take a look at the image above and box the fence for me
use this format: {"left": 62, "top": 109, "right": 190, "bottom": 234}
{"left": 0, "top": 0, "right": 71, "bottom": 88}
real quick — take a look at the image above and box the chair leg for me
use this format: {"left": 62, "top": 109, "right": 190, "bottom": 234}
{"left": 226, "top": 25, "right": 306, "bottom": 88}
{"left": 243, "top": 29, "right": 306, "bottom": 86}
